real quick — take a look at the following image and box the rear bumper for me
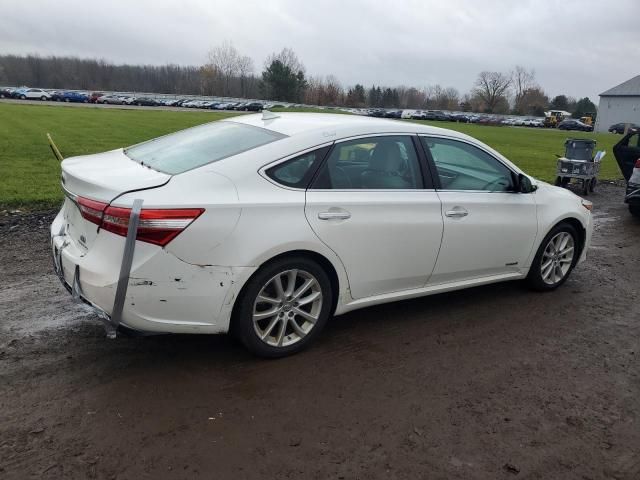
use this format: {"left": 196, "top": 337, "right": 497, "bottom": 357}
{"left": 50, "top": 209, "right": 256, "bottom": 335}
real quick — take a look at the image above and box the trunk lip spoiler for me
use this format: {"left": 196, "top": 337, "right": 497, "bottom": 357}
{"left": 61, "top": 183, "right": 79, "bottom": 204}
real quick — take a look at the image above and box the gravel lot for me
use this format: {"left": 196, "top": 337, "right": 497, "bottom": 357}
{"left": 1, "top": 183, "right": 638, "bottom": 480}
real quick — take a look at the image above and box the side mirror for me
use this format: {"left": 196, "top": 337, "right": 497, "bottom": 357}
{"left": 517, "top": 173, "right": 537, "bottom": 193}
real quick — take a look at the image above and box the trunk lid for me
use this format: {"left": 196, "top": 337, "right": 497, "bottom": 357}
{"left": 60, "top": 149, "right": 170, "bottom": 253}
{"left": 61, "top": 148, "right": 170, "bottom": 201}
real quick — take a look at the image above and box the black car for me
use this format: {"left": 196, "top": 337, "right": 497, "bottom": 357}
{"left": 430, "top": 110, "right": 450, "bottom": 121}
{"left": 608, "top": 122, "right": 640, "bottom": 134}
{"left": 384, "top": 110, "right": 402, "bottom": 119}
{"left": 613, "top": 130, "right": 640, "bottom": 217}
{"left": 0, "top": 87, "right": 14, "bottom": 98}
{"left": 243, "top": 102, "right": 263, "bottom": 111}
{"left": 132, "top": 97, "right": 158, "bottom": 106}
{"left": 557, "top": 119, "right": 593, "bottom": 132}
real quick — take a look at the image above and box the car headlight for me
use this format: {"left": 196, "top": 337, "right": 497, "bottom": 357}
{"left": 581, "top": 200, "right": 593, "bottom": 211}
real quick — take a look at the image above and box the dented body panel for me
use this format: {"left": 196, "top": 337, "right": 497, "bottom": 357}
{"left": 51, "top": 210, "right": 256, "bottom": 334}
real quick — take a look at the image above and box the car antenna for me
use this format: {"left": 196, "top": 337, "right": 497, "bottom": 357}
{"left": 46, "top": 133, "right": 64, "bottom": 161}
{"left": 262, "top": 110, "right": 280, "bottom": 121}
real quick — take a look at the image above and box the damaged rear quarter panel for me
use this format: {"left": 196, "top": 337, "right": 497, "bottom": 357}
{"left": 123, "top": 248, "right": 255, "bottom": 333}
{"left": 115, "top": 170, "right": 242, "bottom": 266}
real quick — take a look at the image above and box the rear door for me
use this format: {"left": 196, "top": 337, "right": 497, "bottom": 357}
{"left": 419, "top": 136, "right": 538, "bottom": 285}
{"left": 305, "top": 134, "right": 444, "bottom": 299}
{"left": 613, "top": 130, "right": 640, "bottom": 182}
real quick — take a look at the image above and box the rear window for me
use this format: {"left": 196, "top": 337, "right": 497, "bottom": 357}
{"left": 124, "top": 121, "right": 285, "bottom": 174}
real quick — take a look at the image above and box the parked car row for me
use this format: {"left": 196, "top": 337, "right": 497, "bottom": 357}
{"left": 0, "top": 86, "right": 623, "bottom": 134}
{"left": 1, "top": 87, "right": 52, "bottom": 100}
{"left": 0, "top": 86, "right": 268, "bottom": 111}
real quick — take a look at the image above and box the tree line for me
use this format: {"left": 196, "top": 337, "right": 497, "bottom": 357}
{"left": 0, "top": 46, "right": 596, "bottom": 117}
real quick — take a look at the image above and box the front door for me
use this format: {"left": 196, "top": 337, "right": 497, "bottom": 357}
{"left": 419, "top": 136, "right": 538, "bottom": 285}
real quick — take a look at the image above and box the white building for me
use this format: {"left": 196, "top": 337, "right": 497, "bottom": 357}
{"left": 595, "top": 75, "right": 640, "bottom": 132}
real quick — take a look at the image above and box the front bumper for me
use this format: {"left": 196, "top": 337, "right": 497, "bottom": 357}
{"left": 51, "top": 208, "right": 256, "bottom": 336}
{"left": 624, "top": 182, "right": 640, "bottom": 205}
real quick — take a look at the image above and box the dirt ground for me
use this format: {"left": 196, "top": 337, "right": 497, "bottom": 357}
{"left": 1, "top": 183, "right": 639, "bottom": 480}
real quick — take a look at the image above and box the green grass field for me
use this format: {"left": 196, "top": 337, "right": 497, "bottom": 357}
{"left": 0, "top": 102, "right": 623, "bottom": 210}
{"left": 0, "top": 103, "right": 237, "bottom": 209}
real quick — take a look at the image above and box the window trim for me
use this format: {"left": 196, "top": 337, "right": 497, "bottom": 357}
{"left": 258, "top": 141, "right": 335, "bottom": 191}
{"left": 417, "top": 134, "right": 520, "bottom": 193}
{"left": 263, "top": 145, "right": 332, "bottom": 190}
{"left": 308, "top": 133, "right": 434, "bottom": 192}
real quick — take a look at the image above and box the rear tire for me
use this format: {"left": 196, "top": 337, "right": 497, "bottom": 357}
{"left": 590, "top": 178, "right": 597, "bottom": 192}
{"left": 233, "top": 256, "right": 333, "bottom": 358}
{"left": 527, "top": 223, "right": 579, "bottom": 291}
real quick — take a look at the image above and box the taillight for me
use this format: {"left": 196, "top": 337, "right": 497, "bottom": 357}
{"left": 77, "top": 196, "right": 204, "bottom": 246}
{"left": 77, "top": 197, "right": 107, "bottom": 225}
{"left": 634, "top": 158, "right": 640, "bottom": 169}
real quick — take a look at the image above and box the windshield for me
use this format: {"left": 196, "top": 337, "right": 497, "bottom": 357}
{"left": 124, "top": 121, "right": 286, "bottom": 174}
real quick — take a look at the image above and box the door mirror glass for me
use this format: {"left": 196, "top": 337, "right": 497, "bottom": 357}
{"left": 517, "top": 174, "right": 536, "bottom": 193}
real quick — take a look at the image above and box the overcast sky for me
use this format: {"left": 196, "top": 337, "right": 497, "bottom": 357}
{"left": 1, "top": 0, "right": 637, "bottom": 102}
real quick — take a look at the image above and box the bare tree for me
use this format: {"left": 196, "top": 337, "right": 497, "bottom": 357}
{"left": 237, "top": 55, "right": 254, "bottom": 98}
{"left": 324, "top": 75, "right": 343, "bottom": 105}
{"left": 266, "top": 47, "right": 306, "bottom": 74}
{"left": 473, "top": 71, "right": 512, "bottom": 113}
{"left": 512, "top": 65, "right": 536, "bottom": 114}
{"left": 206, "top": 41, "right": 240, "bottom": 96}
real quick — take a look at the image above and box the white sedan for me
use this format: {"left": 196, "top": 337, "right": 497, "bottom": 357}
{"left": 51, "top": 113, "right": 593, "bottom": 357}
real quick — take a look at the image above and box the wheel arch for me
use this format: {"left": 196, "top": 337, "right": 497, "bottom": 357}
{"left": 539, "top": 216, "right": 587, "bottom": 261}
{"left": 557, "top": 217, "right": 587, "bottom": 259}
{"left": 230, "top": 249, "right": 343, "bottom": 330}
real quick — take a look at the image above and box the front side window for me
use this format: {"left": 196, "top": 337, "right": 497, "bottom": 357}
{"left": 266, "top": 147, "right": 329, "bottom": 188}
{"left": 312, "top": 136, "right": 423, "bottom": 189}
{"left": 421, "top": 137, "right": 514, "bottom": 192}
{"left": 125, "top": 121, "right": 286, "bottom": 174}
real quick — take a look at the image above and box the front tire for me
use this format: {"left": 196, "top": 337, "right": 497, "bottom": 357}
{"left": 527, "top": 223, "right": 579, "bottom": 291}
{"left": 630, "top": 205, "right": 640, "bottom": 218}
{"left": 233, "top": 256, "right": 333, "bottom": 358}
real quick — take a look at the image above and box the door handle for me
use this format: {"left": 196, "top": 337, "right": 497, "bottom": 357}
{"left": 445, "top": 208, "right": 469, "bottom": 218}
{"left": 318, "top": 211, "right": 351, "bottom": 220}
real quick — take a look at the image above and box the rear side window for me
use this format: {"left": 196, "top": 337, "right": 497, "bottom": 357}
{"left": 125, "top": 122, "right": 286, "bottom": 174}
{"left": 311, "top": 136, "right": 424, "bottom": 190}
{"left": 266, "top": 146, "right": 330, "bottom": 188}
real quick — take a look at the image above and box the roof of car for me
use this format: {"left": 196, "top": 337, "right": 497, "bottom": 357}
{"left": 225, "top": 112, "right": 464, "bottom": 139}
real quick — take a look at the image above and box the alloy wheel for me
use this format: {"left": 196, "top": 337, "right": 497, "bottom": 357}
{"left": 540, "top": 232, "right": 575, "bottom": 285}
{"left": 252, "top": 269, "right": 323, "bottom": 348}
